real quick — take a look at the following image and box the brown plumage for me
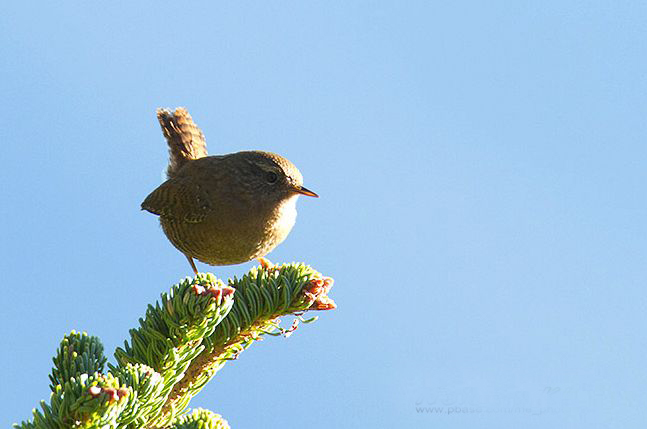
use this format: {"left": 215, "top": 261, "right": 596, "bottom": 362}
{"left": 157, "top": 107, "right": 208, "bottom": 177}
{"left": 142, "top": 108, "right": 318, "bottom": 274}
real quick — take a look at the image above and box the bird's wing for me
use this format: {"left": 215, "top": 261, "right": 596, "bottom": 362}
{"left": 141, "top": 177, "right": 210, "bottom": 223}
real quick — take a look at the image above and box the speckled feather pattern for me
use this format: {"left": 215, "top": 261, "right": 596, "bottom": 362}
{"left": 156, "top": 107, "right": 209, "bottom": 178}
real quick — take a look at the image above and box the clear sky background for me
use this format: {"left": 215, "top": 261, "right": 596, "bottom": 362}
{"left": 1, "top": 2, "right": 645, "bottom": 428}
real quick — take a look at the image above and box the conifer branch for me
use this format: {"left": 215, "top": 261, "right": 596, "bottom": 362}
{"left": 154, "top": 263, "right": 335, "bottom": 425}
{"left": 15, "top": 263, "right": 335, "bottom": 429}
{"left": 49, "top": 331, "right": 107, "bottom": 393}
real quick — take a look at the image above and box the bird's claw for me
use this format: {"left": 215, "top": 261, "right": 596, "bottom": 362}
{"left": 257, "top": 257, "right": 274, "bottom": 270}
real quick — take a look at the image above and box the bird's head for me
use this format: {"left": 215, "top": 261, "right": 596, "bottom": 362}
{"left": 237, "top": 151, "right": 319, "bottom": 202}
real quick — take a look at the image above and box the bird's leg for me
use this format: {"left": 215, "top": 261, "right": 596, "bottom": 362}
{"left": 257, "top": 257, "right": 274, "bottom": 270}
{"left": 185, "top": 254, "right": 199, "bottom": 276}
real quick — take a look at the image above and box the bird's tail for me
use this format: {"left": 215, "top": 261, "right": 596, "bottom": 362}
{"left": 156, "top": 107, "right": 208, "bottom": 178}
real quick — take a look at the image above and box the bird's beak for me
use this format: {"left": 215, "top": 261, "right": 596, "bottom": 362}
{"left": 295, "top": 185, "right": 319, "bottom": 198}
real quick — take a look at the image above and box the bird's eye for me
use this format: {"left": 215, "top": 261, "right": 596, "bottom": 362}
{"left": 265, "top": 171, "right": 279, "bottom": 184}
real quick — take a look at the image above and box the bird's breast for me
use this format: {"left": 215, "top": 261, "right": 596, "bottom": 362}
{"left": 159, "top": 193, "right": 299, "bottom": 266}
{"left": 266, "top": 195, "right": 298, "bottom": 242}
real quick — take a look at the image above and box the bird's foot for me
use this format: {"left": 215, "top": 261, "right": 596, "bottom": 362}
{"left": 257, "top": 257, "right": 275, "bottom": 270}
{"left": 186, "top": 255, "right": 199, "bottom": 276}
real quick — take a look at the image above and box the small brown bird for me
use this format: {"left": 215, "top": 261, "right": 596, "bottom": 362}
{"left": 142, "top": 108, "right": 318, "bottom": 274}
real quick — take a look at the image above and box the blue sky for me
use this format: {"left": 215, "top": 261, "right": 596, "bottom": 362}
{"left": 1, "top": 2, "right": 646, "bottom": 428}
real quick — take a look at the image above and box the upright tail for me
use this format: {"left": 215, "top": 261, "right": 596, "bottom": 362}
{"left": 156, "top": 107, "right": 208, "bottom": 178}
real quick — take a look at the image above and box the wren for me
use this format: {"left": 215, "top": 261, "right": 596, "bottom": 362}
{"left": 141, "top": 108, "right": 318, "bottom": 274}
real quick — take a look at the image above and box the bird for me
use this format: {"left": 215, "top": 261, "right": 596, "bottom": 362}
{"left": 141, "top": 107, "right": 318, "bottom": 275}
